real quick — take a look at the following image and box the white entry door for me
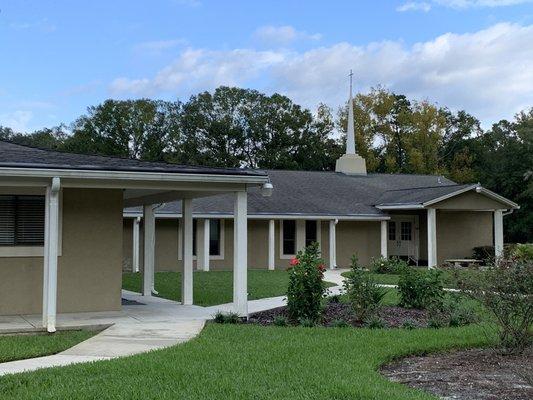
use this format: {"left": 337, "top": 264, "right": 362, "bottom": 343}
{"left": 387, "top": 216, "right": 417, "bottom": 258}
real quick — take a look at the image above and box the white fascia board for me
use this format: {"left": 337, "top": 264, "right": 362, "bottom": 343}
{"left": 123, "top": 212, "right": 390, "bottom": 221}
{"left": 0, "top": 167, "right": 269, "bottom": 187}
{"left": 422, "top": 184, "right": 519, "bottom": 209}
{"left": 375, "top": 204, "right": 425, "bottom": 210}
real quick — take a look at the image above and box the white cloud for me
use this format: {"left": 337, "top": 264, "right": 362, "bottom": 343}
{"left": 135, "top": 39, "right": 188, "bottom": 54}
{"left": 397, "top": 2, "right": 432, "bottom": 12}
{"left": 0, "top": 111, "right": 33, "bottom": 132}
{"left": 253, "top": 25, "right": 322, "bottom": 46}
{"left": 397, "top": 0, "right": 532, "bottom": 12}
{"left": 109, "top": 23, "right": 533, "bottom": 126}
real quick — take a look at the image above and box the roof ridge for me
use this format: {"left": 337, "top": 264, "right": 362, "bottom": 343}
{"left": 0, "top": 139, "right": 263, "bottom": 174}
{"left": 381, "top": 183, "right": 472, "bottom": 193}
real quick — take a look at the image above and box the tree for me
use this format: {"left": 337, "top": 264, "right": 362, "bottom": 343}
{"left": 65, "top": 99, "right": 181, "bottom": 161}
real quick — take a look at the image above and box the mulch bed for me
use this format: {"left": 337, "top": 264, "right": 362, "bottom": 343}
{"left": 381, "top": 348, "right": 533, "bottom": 400}
{"left": 247, "top": 302, "right": 429, "bottom": 328}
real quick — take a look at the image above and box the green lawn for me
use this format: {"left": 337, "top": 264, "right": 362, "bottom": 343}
{"left": 0, "top": 323, "right": 494, "bottom": 399}
{"left": 0, "top": 330, "right": 95, "bottom": 363}
{"left": 123, "top": 270, "right": 336, "bottom": 306}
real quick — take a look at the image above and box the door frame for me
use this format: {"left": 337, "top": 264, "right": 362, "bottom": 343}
{"left": 387, "top": 214, "right": 419, "bottom": 261}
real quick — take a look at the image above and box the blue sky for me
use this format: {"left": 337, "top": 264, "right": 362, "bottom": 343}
{"left": 1, "top": 0, "right": 532, "bottom": 132}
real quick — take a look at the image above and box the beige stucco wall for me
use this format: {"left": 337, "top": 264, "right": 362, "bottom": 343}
{"left": 431, "top": 191, "right": 508, "bottom": 210}
{"left": 0, "top": 188, "right": 124, "bottom": 316}
{"left": 436, "top": 210, "right": 493, "bottom": 264}
{"left": 336, "top": 221, "right": 381, "bottom": 267}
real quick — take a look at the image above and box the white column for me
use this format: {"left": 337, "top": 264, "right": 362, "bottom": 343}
{"left": 380, "top": 220, "right": 388, "bottom": 258}
{"left": 43, "top": 177, "right": 60, "bottom": 332}
{"left": 132, "top": 217, "right": 140, "bottom": 273}
{"left": 494, "top": 210, "right": 504, "bottom": 259}
{"left": 268, "top": 219, "right": 275, "bottom": 270}
{"left": 142, "top": 205, "right": 155, "bottom": 296}
{"left": 181, "top": 199, "right": 193, "bottom": 305}
{"left": 296, "top": 220, "right": 306, "bottom": 252}
{"left": 197, "top": 218, "right": 210, "bottom": 272}
{"left": 427, "top": 208, "right": 437, "bottom": 268}
{"left": 233, "top": 191, "right": 248, "bottom": 316}
{"left": 328, "top": 220, "right": 337, "bottom": 269}
{"left": 42, "top": 186, "right": 50, "bottom": 328}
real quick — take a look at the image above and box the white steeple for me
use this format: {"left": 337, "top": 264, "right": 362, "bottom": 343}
{"left": 335, "top": 70, "right": 367, "bottom": 175}
{"left": 346, "top": 70, "right": 356, "bottom": 155}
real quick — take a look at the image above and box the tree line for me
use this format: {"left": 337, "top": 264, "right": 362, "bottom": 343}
{"left": 1, "top": 86, "right": 531, "bottom": 242}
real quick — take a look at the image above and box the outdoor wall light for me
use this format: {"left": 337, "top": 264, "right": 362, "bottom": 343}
{"left": 261, "top": 182, "right": 274, "bottom": 197}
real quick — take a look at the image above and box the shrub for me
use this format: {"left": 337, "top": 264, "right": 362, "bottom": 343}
{"left": 299, "top": 318, "right": 315, "bottom": 327}
{"left": 286, "top": 242, "right": 327, "bottom": 323}
{"left": 401, "top": 319, "right": 416, "bottom": 330}
{"left": 344, "top": 255, "right": 386, "bottom": 321}
{"left": 398, "top": 268, "right": 444, "bottom": 309}
{"left": 459, "top": 259, "right": 533, "bottom": 352}
{"left": 273, "top": 315, "right": 288, "bottom": 327}
{"left": 428, "top": 317, "right": 445, "bottom": 329}
{"left": 512, "top": 243, "right": 533, "bottom": 261}
{"left": 472, "top": 246, "right": 495, "bottom": 265}
{"left": 213, "top": 311, "right": 241, "bottom": 324}
{"left": 327, "top": 294, "right": 341, "bottom": 304}
{"left": 369, "top": 256, "right": 409, "bottom": 274}
{"left": 428, "top": 295, "right": 479, "bottom": 328}
{"left": 365, "top": 316, "right": 386, "bottom": 329}
{"left": 330, "top": 319, "right": 349, "bottom": 328}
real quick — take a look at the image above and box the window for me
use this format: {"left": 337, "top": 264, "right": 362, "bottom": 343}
{"left": 0, "top": 195, "right": 45, "bottom": 246}
{"left": 209, "top": 219, "right": 221, "bottom": 256}
{"left": 305, "top": 220, "right": 317, "bottom": 247}
{"left": 282, "top": 220, "right": 296, "bottom": 255}
{"left": 400, "top": 221, "right": 412, "bottom": 241}
{"left": 388, "top": 221, "right": 396, "bottom": 241}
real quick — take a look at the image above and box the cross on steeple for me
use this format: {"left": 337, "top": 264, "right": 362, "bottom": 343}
{"left": 349, "top": 69, "right": 354, "bottom": 98}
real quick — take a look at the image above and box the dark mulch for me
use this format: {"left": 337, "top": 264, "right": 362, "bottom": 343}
{"left": 247, "top": 302, "right": 429, "bottom": 328}
{"left": 381, "top": 348, "right": 533, "bottom": 400}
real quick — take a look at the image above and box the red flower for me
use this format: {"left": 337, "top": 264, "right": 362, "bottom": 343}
{"left": 289, "top": 258, "right": 299, "bottom": 266}
{"left": 317, "top": 263, "right": 326, "bottom": 272}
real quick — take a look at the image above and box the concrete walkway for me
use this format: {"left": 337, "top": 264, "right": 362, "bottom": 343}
{"left": 0, "top": 271, "right": 349, "bottom": 376}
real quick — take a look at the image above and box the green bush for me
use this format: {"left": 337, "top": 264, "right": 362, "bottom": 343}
{"left": 459, "top": 259, "right": 533, "bottom": 352}
{"left": 344, "top": 255, "right": 386, "bottom": 321}
{"left": 512, "top": 243, "right": 533, "bottom": 261}
{"left": 401, "top": 319, "right": 416, "bottom": 330}
{"left": 472, "top": 246, "right": 495, "bottom": 264}
{"left": 273, "top": 315, "right": 288, "bottom": 327}
{"left": 330, "top": 319, "right": 349, "bottom": 328}
{"left": 428, "top": 295, "right": 479, "bottom": 328}
{"left": 299, "top": 318, "right": 316, "bottom": 328}
{"left": 327, "top": 294, "right": 341, "bottom": 304}
{"left": 365, "top": 316, "right": 386, "bottom": 329}
{"left": 286, "top": 242, "right": 327, "bottom": 323}
{"left": 213, "top": 311, "right": 241, "bottom": 324}
{"left": 398, "top": 268, "right": 444, "bottom": 309}
{"left": 369, "top": 256, "right": 409, "bottom": 274}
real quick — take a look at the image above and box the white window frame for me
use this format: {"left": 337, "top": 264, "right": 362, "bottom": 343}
{"left": 178, "top": 218, "right": 225, "bottom": 261}
{"left": 0, "top": 188, "right": 63, "bottom": 258}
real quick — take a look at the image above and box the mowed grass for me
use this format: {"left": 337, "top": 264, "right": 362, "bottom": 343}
{"left": 123, "top": 270, "right": 336, "bottom": 306}
{"left": 0, "top": 323, "right": 494, "bottom": 400}
{"left": 0, "top": 330, "right": 95, "bottom": 363}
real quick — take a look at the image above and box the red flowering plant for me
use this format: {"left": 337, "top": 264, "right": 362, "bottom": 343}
{"left": 286, "top": 242, "right": 327, "bottom": 323}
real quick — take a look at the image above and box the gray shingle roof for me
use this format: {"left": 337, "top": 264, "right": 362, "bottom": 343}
{"left": 0, "top": 140, "right": 266, "bottom": 177}
{"left": 376, "top": 184, "right": 473, "bottom": 206}
{"left": 125, "top": 170, "right": 458, "bottom": 217}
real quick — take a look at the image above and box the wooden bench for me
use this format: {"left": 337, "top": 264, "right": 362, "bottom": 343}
{"left": 444, "top": 258, "right": 483, "bottom": 268}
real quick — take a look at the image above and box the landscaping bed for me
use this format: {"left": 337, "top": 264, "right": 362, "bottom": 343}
{"left": 248, "top": 302, "right": 429, "bottom": 328}
{"left": 381, "top": 347, "right": 533, "bottom": 400}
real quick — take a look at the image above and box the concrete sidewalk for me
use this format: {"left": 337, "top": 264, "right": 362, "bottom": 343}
{"left": 0, "top": 272, "right": 349, "bottom": 376}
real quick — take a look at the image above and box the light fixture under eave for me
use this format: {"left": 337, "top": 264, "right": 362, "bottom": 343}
{"left": 261, "top": 182, "right": 273, "bottom": 197}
